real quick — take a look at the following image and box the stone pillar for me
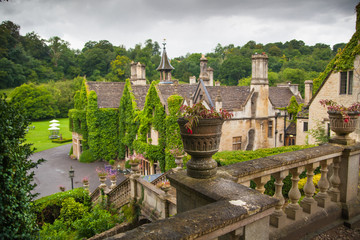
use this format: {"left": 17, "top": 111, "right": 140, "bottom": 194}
{"left": 215, "top": 90, "right": 222, "bottom": 112}
{"left": 339, "top": 145, "right": 360, "bottom": 219}
{"left": 208, "top": 67, "right": 214, "bottom": 86}
{"left": 304, "top": 80, "right": 313, "bottom": 105}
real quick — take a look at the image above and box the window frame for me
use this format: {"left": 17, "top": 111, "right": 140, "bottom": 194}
{"left": 232, "top": 136, "right": 242, "bottom": 150}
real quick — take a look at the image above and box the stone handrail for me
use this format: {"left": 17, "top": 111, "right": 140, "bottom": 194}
{"left": 109, "top": 143, "right": 360, "bottom": 239}
{"left": 107, "top": 177, "right": 131, "bottom": 209}
{"left": 112, "top": 175, "right": 277, "bottom": 239}
{"left": 133, "top": 176, "right": 175, "bottom": 221}
{"left": 90, "top": 186, "right": 101, "bottom": 202}
{"left": 151, "top": 169, "right": 174, "bottom": 186}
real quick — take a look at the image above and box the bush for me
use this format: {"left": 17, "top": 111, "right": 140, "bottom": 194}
{"left": 34, "top": 188, "right": 91, "bottom": 227}
{"left": 69, "top": 145, "right": 73, "bottom": 155}
{"left": 109, "top": 159, "right": 115, "bottom": 165}
{"left": 52, "top": 138, "right": 72, "bottom": 143}
{"left": 59, "top": 197, "right": 89, "bottom": 225}
{"left": 213, "top": 145, "right": 316, "bottom": 166}
{"left": 73, "top": 205, "right": 120, "bottom": 239}
{"left": 79, "top": 149, "right": 97, "bottom": 163}
{"left": 125, "top": 160, "right": 131, "bottom": 169}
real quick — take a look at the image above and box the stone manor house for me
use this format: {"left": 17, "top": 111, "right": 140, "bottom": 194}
{"left": 70, "top": 44, "right": 303, "bottom": 172}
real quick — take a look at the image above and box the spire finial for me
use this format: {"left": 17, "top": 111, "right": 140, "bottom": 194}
{"left": 163, "top": 38, "right": 166, "bottom": 49}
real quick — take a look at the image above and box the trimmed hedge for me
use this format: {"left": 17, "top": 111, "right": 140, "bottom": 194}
{"left": 213, "top": 145, "right": 316, "bottom": 166}
{"left": 79, "top": 149, "right": 97, "bottom": 163}
{"left": 51, "top": 138, "right": 72, "bottom": 143}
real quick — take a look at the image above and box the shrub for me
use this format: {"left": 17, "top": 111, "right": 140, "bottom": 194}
{"left": 79, "top": 149, "right": 97, "bottom": 163}
{"left": 52, "top": 138, "right": 72, "bottom": 143}
{"left": 34, "top": 188, "right": 91, "bottom": 227}
{"left": 109, "top": 159, "right": 115, "bottom": 165}
{"left": 125, "top": 160, "right": 131, "bottom": 169}
{"left": 59, "top": 197, "right": 89, "bottom": 225}
{"left": 69, "top": 145, "right": 73, "bottom": 155}
{"left": 73, "top": 204, "right": 120, "bottom": 239}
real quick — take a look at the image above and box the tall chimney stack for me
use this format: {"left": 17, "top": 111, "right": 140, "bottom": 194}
{"left": 304, "top": 80, "right": 313, "bottom": 105}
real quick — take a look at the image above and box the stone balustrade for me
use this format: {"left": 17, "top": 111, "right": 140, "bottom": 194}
{"left": 109, "top": 143, "right": 360, "bottom": 239}
{"left": 107, "top": 178, "right": 131, "bottom": 209}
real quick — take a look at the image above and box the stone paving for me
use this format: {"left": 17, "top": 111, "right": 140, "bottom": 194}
{"left": 31, "top": 144, "right": 122, "bottom": 199}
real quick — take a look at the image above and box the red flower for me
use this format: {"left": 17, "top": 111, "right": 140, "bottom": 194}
{"left": 344, "top": 118, "right": 349, "bottom": 123}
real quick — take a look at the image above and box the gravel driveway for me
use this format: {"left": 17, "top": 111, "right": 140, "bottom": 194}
{"left": 31, "top": 144, "right": 123, "bottom": 199}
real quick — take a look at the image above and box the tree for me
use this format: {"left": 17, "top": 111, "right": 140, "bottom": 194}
{"left": 10, "top": 83, "right": 59, "bottom": 120}
{"left": 0, "top": 94, "right": 44, "bottom": 239}
{"left": 108, "top": 55, "right": 131, "bottom": 81}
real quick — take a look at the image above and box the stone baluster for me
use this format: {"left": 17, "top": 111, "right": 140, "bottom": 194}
{"left": 300, "top": 163, "right": 319, "bottom": 214}
{"left": 253, "top": 175, "right": 271, "bottom": 194}
{"left": 285, "top": 167, "right": 304, "bottom": 220}
{"left": 270, "top": 170, "right": 288, "bottom": 228}
{"left": 315, "top": 159, "right": 332, "bottom": 208}
{"left": 328, "top": 157, "right": 341, "bottom": 202}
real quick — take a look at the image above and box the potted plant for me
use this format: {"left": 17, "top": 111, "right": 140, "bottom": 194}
{"left": 96, "top": 167, "right": 108, "bottom": 188}
{"left": 128, "top": 153, "right": 145, "bottom": 173}
{"left": 170, "top": 147, "right": 185, "bottom": 169}
{"left": 156, "top": 181, "right": 171, "bottom": 195}
{"left": 82, "top": 176, "right": 89, "bottom": 190}
{"left": 177, "top": 102, "right": 233, "bottom": 178}
{"left": 320, "top": 99, "right": 360, "bottom": 144}
{"left": 108, "top": 170, "right": 117, "bottom": 189}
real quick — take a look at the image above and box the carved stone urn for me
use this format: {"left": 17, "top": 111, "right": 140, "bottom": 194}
{"left": 177, "top": 118, "right": 223, "bottom": 179}
{"left": 129, "top": 162, "right": 140, "bottom": 173}
{"left": 328, "top": 111, "right": 359, "bottom": 145}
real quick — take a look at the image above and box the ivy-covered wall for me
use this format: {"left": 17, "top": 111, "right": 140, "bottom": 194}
{"left": 118, "top": 79, "right": 139, "bottom": 159}
{"left": 69, "top": 79, "right": 180, "bottom": 170}
{"left": 133, "top": 81, "right": 167, "bottom": 171}
{"left": 313, "top": 5, "right": 360, "bottom": 93}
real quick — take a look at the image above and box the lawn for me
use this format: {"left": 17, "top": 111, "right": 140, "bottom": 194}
{"left": 25, "top": 118, "right": 72, "bottom": 153}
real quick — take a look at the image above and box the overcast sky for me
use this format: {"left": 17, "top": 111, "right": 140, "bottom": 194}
{"left": 0, "top": 0, "right": 358, "bottom": 57}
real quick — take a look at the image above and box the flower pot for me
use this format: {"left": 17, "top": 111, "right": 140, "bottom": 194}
{"left": 110, "top": 179, "right": 117, "bottom": 189}
{"left": 328, "top": 111, "right": 359, "bottom": 145}
{"left": 99, "top": 176, "right": 107, "bottom": 189}
{"left": 174, "top": 155, "right": 184, "bottom": 169}
{"left": 129, "top": 162, "right": 140, "bottom": 173}
{"left": 177, "top": 118, "right": 223, "bottom": 179}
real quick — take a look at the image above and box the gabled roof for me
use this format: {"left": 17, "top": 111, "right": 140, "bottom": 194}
{"left": 157, "top": 84, "right": 197, "bottom": 108}
{"left": 206, "top": 86, "right": 251, "bottom": 110}
{"left": 87, "top": 82, "right": 125, "bottom": 108}
{"left": 269, "top": 87, "right": 303, "bottom": 108}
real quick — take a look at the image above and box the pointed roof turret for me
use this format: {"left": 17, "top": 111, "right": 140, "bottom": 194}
{"left": 157, "top": 40, "right": 174, "bottom": 71}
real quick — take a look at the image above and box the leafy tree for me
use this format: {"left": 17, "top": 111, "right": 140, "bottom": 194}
{"left": 10, "top": 83, "right": 59, "bottom": 120}
{"left": 0, "top": 94, "right": 44, "bottom": 239}
{"left": 107, "top": 55, "right": 131, "bottom": 81}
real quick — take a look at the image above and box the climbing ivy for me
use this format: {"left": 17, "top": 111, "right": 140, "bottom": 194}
{"left": 287, "top": 96, "right": 303, "bottom": 123}
{"left": 164, "top": 95, "right": 184, "bottom": 171}
{"left": 134, "top": 81, "right": 166, "bottom": 170}
{"left": 313, "top": 5, "right": 360, "bottom": 93}
{"left": 86, "top": 90, "right": 119, "bottom": 161}
{"left": 118, "top": 79, "right": 139, "bottom": 159}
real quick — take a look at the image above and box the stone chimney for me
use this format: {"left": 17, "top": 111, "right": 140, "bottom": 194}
{"left": 199, "top": 54, "right": 210, "bottom": 86}
{"left": 208, "top": 67, "right": 214, "bottom": 86}
{"left": 215, "top": 89, "right": 222, "bottom": 112}
{"left": 130, "top": 62, "right": 146, "bottom": 85}
{"left": 189, "top": 76, "right": 197, "bottom": 85}
{"left": 304, "top": 80, "right": 313, "bottom": 105}
{"left": 251, "top": 53, "right": 269, "bottom": 85}
{"left": 250, "top": 53, "right": 269, "bottom": 118}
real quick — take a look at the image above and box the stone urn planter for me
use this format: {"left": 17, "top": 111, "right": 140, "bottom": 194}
{"left": 129, "top": 162, "right": 140, "bottom": 173}
{"left": 328, "top": 111, "right": 359, "bottom": 145}
{"left": 174, "top": 155, "right": 184, "bottom": 170}
{"left": 177, "top": 118, "right": 224, "bottom": 179}
{"left": 99, "top": 176, "right": 107, "bottom": 189}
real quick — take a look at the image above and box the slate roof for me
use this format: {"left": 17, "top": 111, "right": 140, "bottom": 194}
{"left": 87, "top": 82, "right": 125, "bottom": 108}
{"left": 269, "top": 87, "right": 303, "bottom": 108}
{"left": 87, "top": 81, "right": 302, "bottom": 112}
{"left": 206, "top": 86, "right": 251, "bottom": 110}
{"left": 157, "top": 84, "right": 197, "bottom": 108}
{"left": 132, "top": 85, "right": 150, "bottom": 109}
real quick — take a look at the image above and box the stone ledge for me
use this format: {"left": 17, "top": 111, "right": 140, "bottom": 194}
{"left": 220, "top": 143, "right": 348, "bottom": 179}
{"left": 110, "top": 199, "right": 276, "bottom": 240}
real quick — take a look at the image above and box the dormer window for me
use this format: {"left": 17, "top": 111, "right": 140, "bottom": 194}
{"left": 340, "top": 71, "right": 353, "bottom": 95}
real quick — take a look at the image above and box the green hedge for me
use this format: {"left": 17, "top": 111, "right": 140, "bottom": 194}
{"left": 79, "top": 149, "right": 97, "bottom": 163}
{"left": 34, "top": 188, "right": 91, "bottom": 228}
{"left": 213, "top": 145, "right": 316, "bottom": 166}
{"left": 51, "top": 138, "right": 72, "bottom": 143}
